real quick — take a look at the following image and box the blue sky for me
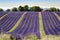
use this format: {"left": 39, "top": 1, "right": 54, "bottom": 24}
{"left": 0, "top": 0, "right": 60, "bottom": 10}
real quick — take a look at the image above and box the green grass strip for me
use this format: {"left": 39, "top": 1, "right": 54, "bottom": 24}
{"left": 0, "top": 14, "right": 8, "bottom": 20}
{"left": 54, "top": 12, "right": 60, "bottom": 21}
{"left": 39, "top": 12, "right": 46, "bottom": 38}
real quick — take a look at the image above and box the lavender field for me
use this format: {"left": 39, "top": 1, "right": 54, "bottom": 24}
{"left": 0, "top": 12, "right": 60, "bottom": 40}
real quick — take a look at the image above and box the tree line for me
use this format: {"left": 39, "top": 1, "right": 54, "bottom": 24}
{"left": 0, "top": 5, "right": 60, "bottom": 12}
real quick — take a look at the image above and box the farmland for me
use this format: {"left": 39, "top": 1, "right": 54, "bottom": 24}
{"left": 0, "top": 11, "right": 60, "bottom": 40}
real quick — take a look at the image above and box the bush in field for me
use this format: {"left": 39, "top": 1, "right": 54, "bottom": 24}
{"left": 30, "top": 6, "right": 42, "bottom": 11}
{"left": 12, "top": 7, "right": 18, "bottom": 11}
{"left": 0, "top": 8, "right": 3, "bottom": 11}
{"left": 24, "top": 5, "right": 29, "bottom": 11}
{"left": 6, "top": 9, "right": 10, "bottom": 12}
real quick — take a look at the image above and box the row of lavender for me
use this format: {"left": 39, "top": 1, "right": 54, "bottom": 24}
{"left": 42, "top": 12, "right": 60, "bottom": 35}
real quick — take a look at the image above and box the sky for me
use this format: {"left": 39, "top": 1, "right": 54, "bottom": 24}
{"left": 0, "top": 0, "right": 60, "bottom": 10}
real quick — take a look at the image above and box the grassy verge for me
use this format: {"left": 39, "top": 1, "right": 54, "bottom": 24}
{"left": 40, "top": 35, "right": 60, "bottom": 40}
{"left": 0, "top": 33, "right": 15, "bottom": 40}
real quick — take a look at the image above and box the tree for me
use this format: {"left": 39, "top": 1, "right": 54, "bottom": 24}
{"left": 12, "top": 7, "right": 18, "bottom": 11}
{"left": 6, "top": 9, "right": 10, "bottom": 12}
{"left": 18, "top": 6, "right": 24, "bottom": 11}
{"left": 0, "top": 8, "right": 3, "bottom": 11}
{"left": 56, "top": 9, "right": 60, "bottom": 12}
{"left": 24, "top": 5, "right": 29, "bottom": 11}
{"left": 30, "top": 6, "right": 42, "bottom": 11}
{"left": 49, "top": 7, "right": 56, "bottom": 12}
